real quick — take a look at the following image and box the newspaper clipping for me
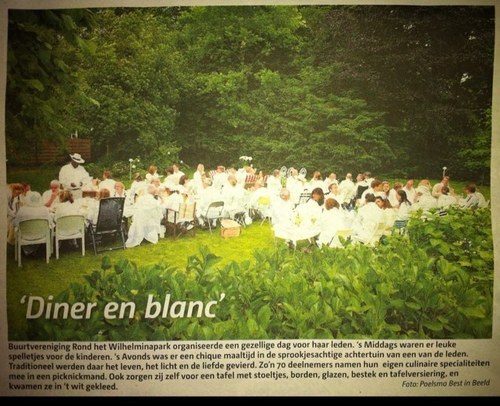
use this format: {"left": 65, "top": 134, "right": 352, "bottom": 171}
{"left": 1, "top": 0, "right": 499, "bottom": 396}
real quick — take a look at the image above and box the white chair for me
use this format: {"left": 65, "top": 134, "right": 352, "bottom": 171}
{"left": 54, "top": 215, "right": 86, "bottom": 259}
{"left": 15, "top": 219, "right": 52, "bottom": 267}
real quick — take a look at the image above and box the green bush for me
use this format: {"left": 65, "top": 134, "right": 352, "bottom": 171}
{"left": 25, "top": 209, "right": 493, "bottom": 340}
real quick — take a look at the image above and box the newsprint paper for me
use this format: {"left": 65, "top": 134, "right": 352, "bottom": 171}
{"left": 1, "top": 0, "right": 499, "bottom": 396}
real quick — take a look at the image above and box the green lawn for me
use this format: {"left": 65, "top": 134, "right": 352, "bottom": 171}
{"left": 7, "top": 222, "right": 274, "bottom": 339}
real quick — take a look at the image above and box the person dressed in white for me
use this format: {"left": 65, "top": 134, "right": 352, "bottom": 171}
{"left": 360, "top": 179, "right": 384, "bottom": 205}
{"left": 248, "top": 180, "right": 272, "bottom": 219}
{"left": 54, "top": 190, "right": 80, "bottom": 220}
{"left": 266, "top": 169, "right": 282, "bottom": 197}
{"left": 323, "top": 172, "right": 338, "bottom": 193}
{"left": 437, "top": 186, "right": 458, "bottom": 209}
{"left": 388, "top": 182, "right": 402, "bottom": 208}
{"left": 196, "top": 178, "right": 223, "bottom": 226}
{"left": 412, "top": 185, "right": 437, "bottom": 212}
{"left": 145, "top": 165, "right": 161, "bottom": 184}
{"left": 317, "top": 198, "right": 346, "bottom": 248}
{"left": 212, "top": 166, "right": 228, "bottom": 191}
{"left": 171, "top": 163, "right": 185, "bottom": 185}
{"left": 192, "top": 163, "right": 205, "bottom": 195}
{"left": 271, "top": 188, "right": 295, "bottom": 237}
{"left": 351, "top": 193, "right": 384, "bottom": 244}
{"left": 98, "top": 170, "right": 116, "bottom": 192}
{"left": 309, "top": 171, "right": 324, "bottom": 191}
{"left": 402, "top": 179, "right": 416, "bottom": 204}
{"left": 58, "top": 153, "right": 90, "bottom": 199}
{"left": 286, "top": 168, "right": 303, "bottom": 205}
{"left": 432, "top": 176, "right": 452, "bottom": 199}
{"left": 163, "top": 186, "right": 184, "bottom": 221}
{"left": 293, "top": 188, "right": 324, "bottom": 233}
{"left": 375, "top": 195, "right": 396, "bottom": 228}
{"left": 395, "top": 190, "right": 412, "bottom": 221}
{"left": 13, "top": 191, "right": 54, "bottom": 256}
{"left": 339, "top": 173, "right": 356, "bottom": 203}
{"left": 126, "top": 185, "right": 163, "bottom": 248}
{"left": 221, "top": 175, "right": 246, "bottom": 219}
{"left": 326, "top": 183, "right": 345, "bottom": 206}
{"left": 130, "top": 173, "right": 147, "bottom": 203}
{"left": 42, "top": 180, "right": 61, "bottom": 213}
{"left": 460, "top": 184, "right": 480, "bottom": 209}
{"left": 13, "top": 191, "right": 54, "bottom": 228}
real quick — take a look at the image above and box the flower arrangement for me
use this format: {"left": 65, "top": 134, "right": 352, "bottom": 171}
{"left": 239, "top": 155, "right": 253, "bottom": 164}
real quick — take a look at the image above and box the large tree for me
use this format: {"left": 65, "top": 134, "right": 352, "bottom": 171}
{"left": 302, "top": 5, "right": 494, "bottom": 179}
{"left": 76, "top": 8, "right": 185, "bottom": 165}
{"left": 6, "top": 9, "right": 96, "bottom": 163}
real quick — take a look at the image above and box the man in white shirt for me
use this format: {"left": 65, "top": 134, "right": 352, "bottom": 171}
{"left": 403, "top": 179, "right": 416, "bottom": 203}
{"left": 58, "top": 153, "right": 90, "bottom": 199}
{"left": 42, "top": 179, "right": 61, "bottom": 212}
{"left": 432, "top": 176, "right": 452, "bottom": 198}
{"left": 339, "top": 173, "right": 356, "bottom": 203}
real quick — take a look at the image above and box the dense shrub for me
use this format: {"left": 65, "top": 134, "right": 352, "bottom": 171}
{"left": 25, "top": 209, "right": 493, "bottom": 340}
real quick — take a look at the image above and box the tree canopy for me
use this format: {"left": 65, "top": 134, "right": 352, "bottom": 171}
{"left": 6, "top": 5, "right": 494, "bottom": 181}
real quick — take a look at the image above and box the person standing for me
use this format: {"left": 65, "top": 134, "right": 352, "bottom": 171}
{"left": 58, "top": 153, "right": 90, "bottom": 199}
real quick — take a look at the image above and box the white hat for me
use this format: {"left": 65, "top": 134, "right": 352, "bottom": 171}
{"left": 25, "top": 191, "right": 42, "bottom": 207}
{"left": 69, "top": 153, "right": 85, "bottom": 164}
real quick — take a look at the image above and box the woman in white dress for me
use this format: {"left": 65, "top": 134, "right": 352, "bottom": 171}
{"left": 317, "top": 198, "right": 346, "bottom": 248}
{"left": 395, "top": 190, "right": 412, "bottom": 221}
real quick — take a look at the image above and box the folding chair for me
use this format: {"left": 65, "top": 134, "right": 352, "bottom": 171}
{"left": 87, "top": 197, "right": 126, "bottom": 254}
{"left": 54, "top": 215, "right": 85, "bottom": 259}
{"left": 15, "top": 219, "right": 52, "bottom": 267}
{"left": 297, "top": 192, "right": 310, "bottom": 205}
{"left": 200, "top": 201, "right": 225, "bottom": 232}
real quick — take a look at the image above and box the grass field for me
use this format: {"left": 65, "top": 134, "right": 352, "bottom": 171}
{"left": 7, "top": 221, "right": 275, "bottom": 339}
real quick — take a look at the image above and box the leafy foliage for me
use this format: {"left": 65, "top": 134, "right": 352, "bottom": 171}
{"left": 6, "top": 9, "right": 96, "bottom": 162}
{"left": 6, "top": 6, "right": 493, "bottom": 182}
{"left": 25, "top": 208, "right": 493, "bottom": 340}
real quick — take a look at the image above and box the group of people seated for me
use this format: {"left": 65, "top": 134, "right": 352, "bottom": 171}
{"left": 6, "top": 153, "right": 490, "bottom": 254}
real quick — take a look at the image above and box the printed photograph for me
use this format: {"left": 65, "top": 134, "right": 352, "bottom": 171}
{"left": 4, "top": 4, "right": 494, "bottom": 341}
